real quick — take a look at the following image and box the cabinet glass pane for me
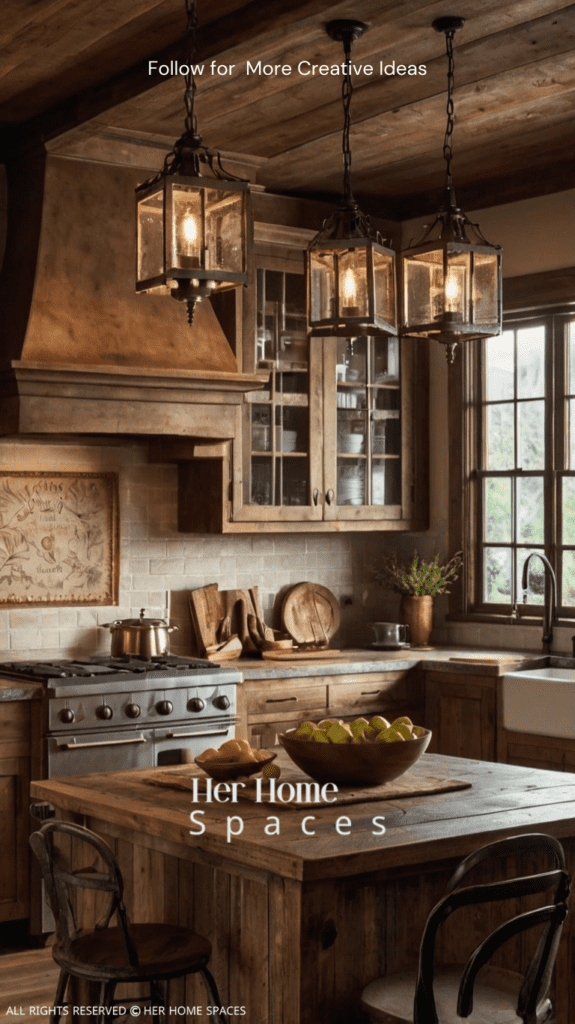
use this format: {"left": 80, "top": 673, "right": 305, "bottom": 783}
{"left": 334, "top": 335, "right": 401, "bottom": 509}
{"left": 248, "top": 267, "right": 311, "bottom": 509}
{"left": 337, "top": 458, "right": 365, "bottom": 505}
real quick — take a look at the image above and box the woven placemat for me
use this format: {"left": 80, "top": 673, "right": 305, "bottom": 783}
{"left": 142, "top": 764, "right": 471, "bottom": 808}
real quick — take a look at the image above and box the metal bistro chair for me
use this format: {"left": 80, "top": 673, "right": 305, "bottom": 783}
{"left": 30, "top": 820, "right": 224, "bottom": 1024}
{"left": 360, "top": 833, "right": 570, "bottom": 1024}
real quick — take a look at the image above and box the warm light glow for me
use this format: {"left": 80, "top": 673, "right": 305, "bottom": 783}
{"left": 181, "top": 210, "right": 198, "bottom": 252}
{"left": 444, "top": 266, "right": 465, "bottom": 313}
{"left": 342, "top": 267, "right": 357, "bottom": 306}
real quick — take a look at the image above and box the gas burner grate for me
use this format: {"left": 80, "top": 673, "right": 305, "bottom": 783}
{"left": 0, "top": 655, "right": 220, "bottom": 682}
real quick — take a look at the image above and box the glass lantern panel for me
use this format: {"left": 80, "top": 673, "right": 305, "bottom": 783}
{"left": 473, "top": 252, "right": 499, "bottom": 324}
{"left": 205, "top": 189, "right": 245, "bottom": 274}
{"left": 338, "top": 248, "right": 369, "bottom": 319}
{"left": 403, "top": 249, "right": 442, "bottom": 327}
{"left": 171, "top": 186, "right": 203, "bottom": 270}
{"left": 309, "top": 250, "right": 335, "bottom": 323}
{"left": 137, "top": 190, "right": 164, "bottom": 283}
{"left": 373, "top": 248, "right": 396, "bottom": 327}
{"left": 444, "top": 251, "right": 470, "bottom": 323}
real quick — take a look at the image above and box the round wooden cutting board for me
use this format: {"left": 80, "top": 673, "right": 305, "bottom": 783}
{"left": 281, "top": 582, "right": 340, "bottom": 645}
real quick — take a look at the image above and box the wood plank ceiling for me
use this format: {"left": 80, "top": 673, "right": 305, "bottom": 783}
{"left": 1, "top": 0, "right": 574, "bottom": 217}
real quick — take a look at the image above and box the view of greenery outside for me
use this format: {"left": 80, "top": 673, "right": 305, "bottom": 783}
{"left": 482, "top": 325, "right": 546, "bottom": 606}
{"left": 477, "top": 313, "right": 575, "bottom": 611}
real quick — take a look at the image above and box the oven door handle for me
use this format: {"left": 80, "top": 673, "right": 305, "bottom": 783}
{"left": 165, "top": 728, "right": 230, "bottom": 739}
{"left": 61, "top": 735, "right": 147, "bottom": 749}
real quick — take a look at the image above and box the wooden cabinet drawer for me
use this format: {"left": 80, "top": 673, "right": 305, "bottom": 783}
{"left": 0, "top": 701, "right": 30, "bottom": 757}
{"left": 246, "top": 682, "right": 328, "bottom": 722}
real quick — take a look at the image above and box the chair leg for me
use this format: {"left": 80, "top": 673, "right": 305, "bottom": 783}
{"left": 150, "top": 979, "right": 167, "bottom": 1022}
{"left": 97, "top": 980, "right": 116, "bottom": 1024}
{"left": 200, "top": 967, "right": 224, "bottom": 1020}
{"left": 52, "top": 970, "right": 69, "bottom": 1023}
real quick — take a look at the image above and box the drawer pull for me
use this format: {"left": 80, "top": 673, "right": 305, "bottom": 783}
{"left": 63, "top": 735, "right": 147, "bottom": 749}
{"left": 361, "top": 690, "right": 381, "bottom": 696}
{"left": 265, "top": 696, "right": 298, "bottom": 704}
{"left": 166, "top": 728, "right": 229, "bottom": 739}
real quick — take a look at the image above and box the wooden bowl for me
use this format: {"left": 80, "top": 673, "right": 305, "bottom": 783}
{"left": 278, "top": 729, "right": 431, "bottom": 786}
{"left": 194, "top": 752, "right": 276, "bottom": 782}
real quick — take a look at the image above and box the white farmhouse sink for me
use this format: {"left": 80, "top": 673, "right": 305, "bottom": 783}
{"left": 503, "top": 667, "right": 575, "bottom": 739}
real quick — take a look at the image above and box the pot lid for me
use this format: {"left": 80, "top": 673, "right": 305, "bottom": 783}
{"left": 112, "top": 608, "right": 169, "bottom": 628}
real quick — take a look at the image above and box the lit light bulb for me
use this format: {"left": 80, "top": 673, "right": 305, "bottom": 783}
{"left": 341, "top": 266, "right": 360, "bottom": 317}
{"left": 182, "top": 212, "right": 197, "bottom": 245}
{"left": 444, "top": 266, "right": 465, "bottom": 316}
{"left": 343, "top": 267, "right": 357, "bottom": 305}
{"left": 178, "top": 208, "right": 200, "bottom": 268}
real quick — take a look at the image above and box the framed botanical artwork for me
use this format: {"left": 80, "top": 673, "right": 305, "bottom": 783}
{"left": 0, "top": 472, "right": 119, "bottom": 607}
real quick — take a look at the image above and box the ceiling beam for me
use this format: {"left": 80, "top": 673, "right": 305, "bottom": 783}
{"left": 0, "top": 0, "right": 337, "bottom": 156}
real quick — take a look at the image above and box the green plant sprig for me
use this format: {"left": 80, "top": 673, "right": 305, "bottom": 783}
{"left": 370, "top": 551, "right": 462, "bottom": 597}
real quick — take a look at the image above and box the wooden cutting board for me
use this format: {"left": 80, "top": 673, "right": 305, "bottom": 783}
{"left": 281, "top": 582, "right": 340, "bottom": 645}
{"left": 262, "top": 648, "right": 344, "bottom": 661}
{"left": 189, "top": 583, "right": 224, "bottom": 656}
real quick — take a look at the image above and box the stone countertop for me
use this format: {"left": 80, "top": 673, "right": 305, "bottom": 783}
{"left": 236, "top": 646, "right": 547, "bottom": 680}
{"left": 0, "top": 678, "right": 43, "bottom": 701}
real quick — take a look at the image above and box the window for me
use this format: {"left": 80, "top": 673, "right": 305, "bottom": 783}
{"left": 472, "top": 309, "right": 575, "bottom": 615}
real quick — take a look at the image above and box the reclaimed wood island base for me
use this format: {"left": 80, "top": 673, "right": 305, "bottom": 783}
{"left": 31, "top": 753, "right": 575, "bottom": 1023}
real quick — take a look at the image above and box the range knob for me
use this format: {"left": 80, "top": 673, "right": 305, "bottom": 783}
{"left": 58, "top": 707, "right": 75, "bottom": 724}
{"left": 213, "top": 694, "right": 230, "bottom": 711}
{"left": 96, "top": 704, "right": 113, "bottom": 721}
{"left": 156, "top": 699, "right": 173, "bottom": 716}
{"left": 124, "top": 702, "right": 141, "bottom": 719}
{"left": 188, "top": 697, "right": 205, "bottom": 713}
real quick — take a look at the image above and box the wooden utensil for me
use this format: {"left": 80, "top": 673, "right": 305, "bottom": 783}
{"left": 249, "top": 586, "right": 274, "bottom": 642}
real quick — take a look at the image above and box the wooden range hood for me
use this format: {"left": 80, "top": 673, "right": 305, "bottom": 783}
{"left": 0, "top": 144, "right": 266, "bottom": 441}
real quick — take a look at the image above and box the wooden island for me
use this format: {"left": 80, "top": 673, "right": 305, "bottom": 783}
{"left": 31, "top": 753, "right": 575, "bottom": 1023}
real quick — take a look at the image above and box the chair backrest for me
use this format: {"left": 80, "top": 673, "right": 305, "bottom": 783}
{"left": 413, "top": 832, "right": 570, "bottom": 1024}
{"left": 30, "top": 820, "right": 139, "bottom": 967}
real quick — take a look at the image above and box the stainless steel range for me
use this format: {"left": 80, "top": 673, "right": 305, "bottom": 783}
{"left": 0, "top": 656, "right": 240, "bottom": 777}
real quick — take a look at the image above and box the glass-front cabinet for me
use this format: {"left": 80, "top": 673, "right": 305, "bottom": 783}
{"left": 230, "top": 235, "right": 427, "bottom": 530}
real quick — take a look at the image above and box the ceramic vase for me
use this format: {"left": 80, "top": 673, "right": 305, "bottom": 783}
{"left": 399, "top": 595, "right": 434, "bottom": 647}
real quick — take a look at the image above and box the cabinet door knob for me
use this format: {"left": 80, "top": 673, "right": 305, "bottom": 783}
{"left": 313, "top": 488, "right": 319, "bottom": 506}
{"left": 326, "top": 488, "right": 335, "bottom": 505}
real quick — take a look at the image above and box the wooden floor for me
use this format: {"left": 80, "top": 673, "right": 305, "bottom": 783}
{"left": 0, "top": 948, "right": 60, "bottom": 1023}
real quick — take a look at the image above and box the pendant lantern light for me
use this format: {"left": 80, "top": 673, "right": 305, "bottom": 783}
{"left": 307, "top": 20, "right": 397, "bottom": 338}
{"left": 135, "top": 0, "right": 250, "bottom": 325}
{"left": 402, "top": 17, "right": 502, "bottom": 363}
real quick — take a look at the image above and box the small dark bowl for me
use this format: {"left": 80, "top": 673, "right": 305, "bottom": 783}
{"left": 278, "top": 728, "right": 431, "bottom": 786}
{"left": 194, "top": 752, "right": 276, "bottom": 782}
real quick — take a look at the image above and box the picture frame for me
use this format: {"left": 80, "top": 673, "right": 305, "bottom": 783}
{"left": 0, "top": 471, "right": 119, "bottom": 607}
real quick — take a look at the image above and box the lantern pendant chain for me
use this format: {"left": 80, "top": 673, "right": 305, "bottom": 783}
{"left": 183, "top": 0, "right": 198, "bottom": 138}
{"left": 442, "top": 27, "right": 456, "bottom": 202}
{"left": 341, "top": 35, "right": 353, "bottom": 202}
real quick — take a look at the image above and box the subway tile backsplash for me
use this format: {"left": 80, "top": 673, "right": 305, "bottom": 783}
{"left": 1, "top": 439, "right": 569, "bottom": 660}
{"left": 0, "top": 440, "right": 392, "bottom": 659}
